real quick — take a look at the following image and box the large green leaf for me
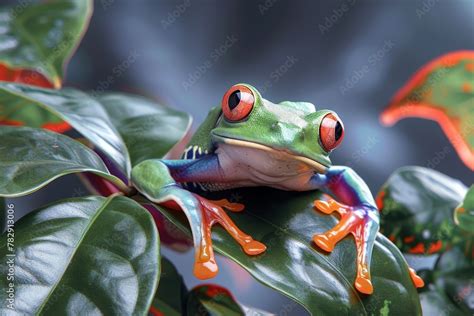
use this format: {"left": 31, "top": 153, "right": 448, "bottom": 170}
{"left": 98, "top": 93, "right": 191, "bottom": 167}
{"left": 0, "top": 126, "right": 127, "bottom": 197}
{"left": 0, "top": 0, "right": 92, "bottom": 88}
{"left": 0, "top": 83, "right": 132, "bottom": 178}
{"left": 0, "top": 195, "right": 159, "bottom": 315}
{"left": 377, "top": 166, "right": 467, "bottom": 254}
{"left": 147, "top": 188, "right": 421, "bottom": 315}
{"left": 420, "top": 248, "right": 473, "bottom": 315}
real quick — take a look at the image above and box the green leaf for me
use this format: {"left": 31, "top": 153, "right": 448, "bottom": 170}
{"left": 380, "top": 51, "right": 474, "bottom": 170}
{"left": 455, "top": 186, "right": 474, "bottom": 234}
{"left": 377, "top": 166, "right": 467, "bottom": 254}
{"left": 98, "top": 93, "right": 191, "bottom": 167}
{"left": 0, "top": 83, "right": 132, "bottom": 178}
{"left": 420, "top": 290, "right": 465, "bottom": 316}
{"left": 151, "top": 257, "right": 188, "bottom": 316}
{"left": 149, "top": 188, "right": 421, "bottom": 315}
{"left": 0, "top": 126, "right": 127, "bottom": 197}
{"left": 186, "top": 285, "right": 245, "bottom": 316}
{"left": 0, "top": 195, "right": 160, "bottom": 315}
{"left": 0, "top": 0, "right": 92, "bottom": 88}
{"left": 420, "top": 248, "right": 474, "bottom": 315}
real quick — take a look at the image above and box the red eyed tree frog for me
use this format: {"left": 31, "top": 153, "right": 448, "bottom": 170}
{"left": 131, "top": 83, "right": 424, "bottom": 294}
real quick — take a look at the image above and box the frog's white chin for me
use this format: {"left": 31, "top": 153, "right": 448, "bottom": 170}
{"left": 214, "top": 139, "right": 327, "bottom": 191}
{"left": 216, "top": 137, "right": 328, "bottom": 173}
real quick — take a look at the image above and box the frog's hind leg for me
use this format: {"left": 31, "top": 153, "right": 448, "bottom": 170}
{"left": 132, "top": 159, "right": 266, "bottom": 280}
{"left": 158, "top": 188, "right": 266, "bottom": 279}
{"left": 195, "top": 195, "right": 266, "bottom": 256}
{"left": 313, "top": 199, "right": 378, "bottom": 294}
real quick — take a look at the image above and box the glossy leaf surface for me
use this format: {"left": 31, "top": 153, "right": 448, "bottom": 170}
{"left": 0, "top": 195, "right": 160, "bottom": 315}
{"left": 0, "top": 83, "right": 131, "bottom": 178}
{"left": 144, "top": 187, "right": 421, "bottom": 315}
{"left": 98, "top": 93, "right": 191, "bottom": 167}
{"left": 377, "top": 166, "right": 467, "bottom": 254}
{"left": 0, "top": 0, "right": 92, "bottom": 88}
{"left": 0, "top": 126, "right": 126, "bottom": 197}
{"left": 380, "top": 51, "right": 474, "bottom": 170}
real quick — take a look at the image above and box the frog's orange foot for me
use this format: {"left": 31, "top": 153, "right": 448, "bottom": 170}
{"left": 313, "top": 198, "right": 380, "bottom": 295}
{"left": 409, "top": 267, "right": 425, "bottom": 288}
{"left": 194, "top": 257, "right": 219, "bottom": 280}
{"left": 192, "top": 195, "right": 266, "bottom": 280}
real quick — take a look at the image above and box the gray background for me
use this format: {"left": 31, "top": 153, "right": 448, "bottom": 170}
{"left": 5, "top": 0, "right": 474, "bottom": 314}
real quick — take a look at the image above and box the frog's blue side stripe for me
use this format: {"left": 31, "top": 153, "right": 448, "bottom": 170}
{"left": 181, "top": 146, "right": 210, "bottom": 192}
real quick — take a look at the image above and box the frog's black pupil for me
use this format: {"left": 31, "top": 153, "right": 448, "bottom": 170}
{"left": 228, "top": 90, "right": 241, "bottom": 110}
{"left": 335, "top": 121, "right": 343, "bottom": 141}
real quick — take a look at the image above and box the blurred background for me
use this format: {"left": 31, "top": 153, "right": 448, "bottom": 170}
{"left": 6, "top": 0, "right": 474, "bottom": 314}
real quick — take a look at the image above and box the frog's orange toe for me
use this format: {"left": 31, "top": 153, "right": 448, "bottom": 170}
{"left": 355, "top": 276, "right": 373, "bottom": 295}
{"left": 409, "top": 267, "right": 425, "bottom": 288}
{"left": 314, "top": 200, "right": 332, "bottom": 214}
{"left": 212, "top": 199, "right": 245, "bottom": 212}
{"left": 242, "top": 240, "right": 267, "bottom": 255}
{"left": 313, "top": 234, "right": 335, "bottom": 252}
{"left": 194, "top": 259, "right": 219, "bottom": 279}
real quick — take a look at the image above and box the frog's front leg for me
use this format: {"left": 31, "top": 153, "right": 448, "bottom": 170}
{"left": 131, "top": 158, "right": 266, "bottom": 279}
{"left": 309, "top": 166, "right": 423, "bottom": 294}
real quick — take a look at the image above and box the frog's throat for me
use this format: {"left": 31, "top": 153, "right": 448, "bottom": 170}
{"left": 213, "top": 135, "right": 328, "bottom": 174}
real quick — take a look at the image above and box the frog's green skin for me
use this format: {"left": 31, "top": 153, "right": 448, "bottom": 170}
{"left": 132, "top": 83, "right": 382, "bottom": 294}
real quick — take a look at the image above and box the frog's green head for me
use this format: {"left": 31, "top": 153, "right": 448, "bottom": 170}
{"left": 211, "top": 83, "right": 345, "bottom": 173}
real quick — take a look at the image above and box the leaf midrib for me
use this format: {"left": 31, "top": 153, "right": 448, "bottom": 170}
{"left": 35, "top": 195, "right": 116, "bottom": 314}
{"left": 11, "top": 9, "right": 58, "bottom": 80}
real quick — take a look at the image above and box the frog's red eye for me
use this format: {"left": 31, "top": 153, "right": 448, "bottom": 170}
{"left": 319, "top": 113, "right": 344, "bottom": 151}
{"left": 222, "top": 85, "right": 254, "bottom": 121}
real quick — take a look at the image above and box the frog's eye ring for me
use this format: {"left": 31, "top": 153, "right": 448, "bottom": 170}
{"left": 222, "top": 85, "right": 254, "bottom": 121}
{"left": 320, "top": 113, "right": 344, "bottom": 152}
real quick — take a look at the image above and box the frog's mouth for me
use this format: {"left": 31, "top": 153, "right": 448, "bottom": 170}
{"left": 212, "top": 134, "right": 328, "bottom": 174}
